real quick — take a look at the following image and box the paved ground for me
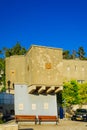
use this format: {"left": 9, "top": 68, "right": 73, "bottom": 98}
{"left": 17, "top": 119, "right": 87, "bottom": 130}
{"left": 1, "top": 118, "right": 87, "bottom": 130}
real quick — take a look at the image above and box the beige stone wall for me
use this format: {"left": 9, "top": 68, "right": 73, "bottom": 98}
{"left": 6, "top": 55, "right": 26, "bottom": 89}
{"left": 26, "top": 45, "right": 63, "bottom": 86}
{"left": 63, "top": 59, "right": 87, "bottom": 82}
{"left": 25, "top": 46, "right": 33, "bottom": 85}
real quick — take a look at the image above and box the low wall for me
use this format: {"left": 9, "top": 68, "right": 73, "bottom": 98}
{"left": 0, "top": 124, "right": 18, "bottom": 130}
{"left": 72, "top": 105, "right": 87, "bottom": 111}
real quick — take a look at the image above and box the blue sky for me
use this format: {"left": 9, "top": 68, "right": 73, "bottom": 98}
{"left": 0, "top": 0, "right": 87, "bottom": 53}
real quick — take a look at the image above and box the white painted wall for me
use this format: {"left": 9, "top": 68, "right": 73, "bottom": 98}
{"left": 14, "top": 84, "right": 58, "bottom": 116}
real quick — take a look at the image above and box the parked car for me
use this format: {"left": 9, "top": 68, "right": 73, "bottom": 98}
{"left": 71, "top": 108, "right": 87, "bottom": 121}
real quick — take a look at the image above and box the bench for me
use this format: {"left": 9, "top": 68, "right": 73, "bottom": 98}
{"left": 38, "top": 115, "right": 59, "bottom": 125}
{"left": 15, "top": 115, "right": 37, "bottom": 124}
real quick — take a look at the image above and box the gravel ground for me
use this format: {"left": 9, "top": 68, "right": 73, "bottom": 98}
{"left": 18, "top": 119, "right": 87, "bottom": 130}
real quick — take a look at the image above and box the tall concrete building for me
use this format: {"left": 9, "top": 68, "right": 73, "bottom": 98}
{"left": 5, "top": 45, "right": 87, "bottom": 116}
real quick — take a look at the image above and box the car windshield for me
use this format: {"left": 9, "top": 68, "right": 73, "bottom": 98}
{"left": 76, "top": 109, "right": 87, "bottom": 113}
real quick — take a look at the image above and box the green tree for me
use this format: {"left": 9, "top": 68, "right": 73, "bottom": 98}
{"left": 63, "top": 50, "right": 70, "bottom": 59}
{"left": 71, "top": 50, "right": 77, "bottom": 59}
{"left": 0, "top": 58, "right": 4, "bottom": 84}
{"left": 5, "top": 42, "right": 27, "bottom": 57}
{"left": 79, "top": 83, "right": 87, "bottom": 104}
{"left": 77, "top": 46, "right": 85, "bottom": 60}
{"left": 62, "top": 80, "right": 80, "bottom": 107}
{"left": 0, "top": 50, "right": 6, "bottom": 92}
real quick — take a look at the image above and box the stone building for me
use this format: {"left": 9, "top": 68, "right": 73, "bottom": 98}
{"left": 5, "top": 45, "right": 87, "bottom": 116}
{"left": 6, "top": 45, "right": 64, "bottom": 94}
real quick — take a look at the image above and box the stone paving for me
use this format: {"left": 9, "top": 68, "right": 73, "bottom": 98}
{"left": 0, "top": 119, "right": 87, "bottom": 130}
{"left": 18, "top": 119, "right": 87, "bottom": 130}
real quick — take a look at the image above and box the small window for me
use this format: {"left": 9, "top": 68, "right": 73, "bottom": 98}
{"left": 77, "top": 80, "right": 85, "bottom": 83}
{"left": 44, "top": 103, "right": 48, "bottom": 109}
{"left": 82, "top": 66, "right": 84, "bottom": 71}
{"left": 45, "top": 63, "right": 51, "bottom": 69}
{"left": 75, "top": 66, "right": 77, "bottom": 71}
{"left": 27, "top": 65, "right": 29, "bottom": 71}
{"left": 67, "top": 66, "right": 70, "bottom": 71}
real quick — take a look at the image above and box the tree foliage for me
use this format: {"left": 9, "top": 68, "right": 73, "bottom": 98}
{"left": 77, "top": 46, "right": 85, "bottom": 60}
{"left": 79, "top": 83, "right": 87, "bottom": 104}
{"left": 5, "top": 42, "right": 27, "bottom": 57}
{"left": 62, "top": 80, "right": 80, "bottom": 107}
{"left": 63, "top": 50, "right": 70, "bottom": 59}
{"left": 63, "top": 46, "right": 86, "bottom": 60}
{"left": 0, "top": 58, "right": 5, "bottom": 84}
{"left": 62, "top": 80, "right": 87, "bottom": 107}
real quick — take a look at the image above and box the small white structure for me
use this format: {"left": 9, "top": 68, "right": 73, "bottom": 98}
{"left": 15, "top": 85, "right": 58, "bottom": 116}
